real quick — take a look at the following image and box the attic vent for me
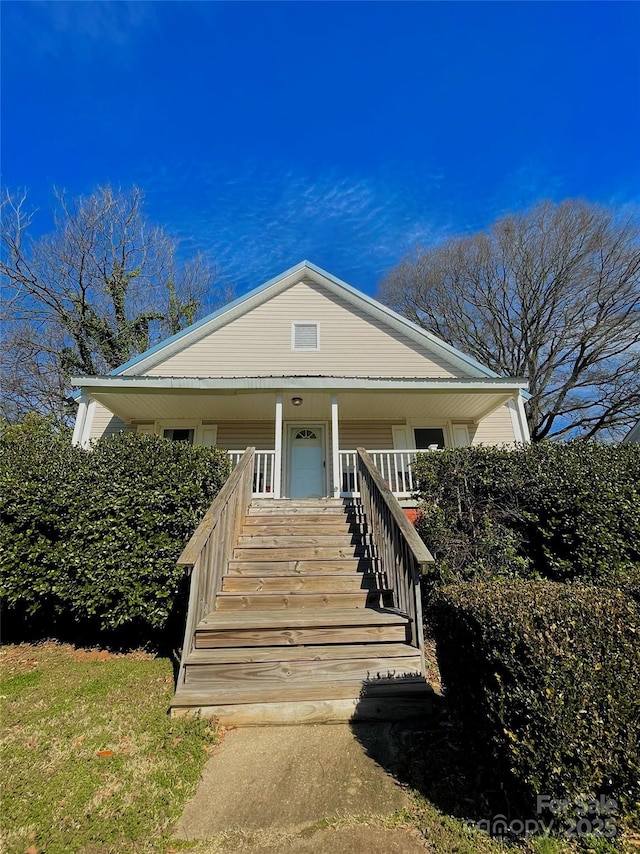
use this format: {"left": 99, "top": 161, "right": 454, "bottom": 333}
{"left": 292, "top": 322, "right": 319, "bottom": 351}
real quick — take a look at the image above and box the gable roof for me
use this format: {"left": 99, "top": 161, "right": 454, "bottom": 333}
{"left": 623, "top": 418, "right": 640, "bottom": 443}
{"left": 110, "top": 260, "right": 500, "bottom": 380}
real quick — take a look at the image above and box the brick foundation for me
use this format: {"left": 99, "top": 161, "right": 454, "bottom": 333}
{"left": 402, "top": 508, "right": 420, "bottom": 526}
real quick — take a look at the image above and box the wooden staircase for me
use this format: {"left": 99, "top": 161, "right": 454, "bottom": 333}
{"left": 170, "top": 497, "right": 434, "bottom": 724}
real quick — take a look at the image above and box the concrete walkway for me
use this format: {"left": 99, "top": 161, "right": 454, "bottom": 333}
{"left": 174, "top": 723, "right": 427, "bottom": 852}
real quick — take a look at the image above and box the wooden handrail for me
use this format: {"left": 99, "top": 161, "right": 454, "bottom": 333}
{"left": 356, "top": 448, "right": 433, "bottom": 569}
{"left": 175, "top": 447, "right": 255, "bottom": 689}
{"left": 178, "top": 447, "right": 255, "bottom": 568}
{"left": 356, "top": 447, "right": 433, "bottom": 671}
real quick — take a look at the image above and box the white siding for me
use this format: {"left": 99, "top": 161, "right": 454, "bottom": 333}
{"left": 216, "top": 421, "right": 395, "bottom": 450}
{"left": 338, "top": 422, "right": 395, "bottom": 449}
{"left": 143, "top": 280, "right": 467, "bottom": 379}
{"left": 88, "top": 402, "right": 131, "bottom": 440}
{"left": 216, "top": 421, "right": 276, "bottom": 450}
{"left": 469, "top": 405, "right": 518, "bottom": 445}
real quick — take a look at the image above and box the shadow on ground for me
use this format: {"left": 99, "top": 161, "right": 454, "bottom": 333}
{"left": 349, "top": 676, "right": 502, "bottom": 823}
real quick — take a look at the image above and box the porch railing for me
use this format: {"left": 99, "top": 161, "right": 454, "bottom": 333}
{"left": 228, "top": 449, "right": 276, "bottom": 497}
{"left": 226, "top": 447, "right": 437, "bottom": 499}
{"left": 176, "top": 447, "right": 255, "bottom": 688}
{"left": 355, "top": 447, "right": 434, "bottom": 670}
{"left": 340, "top": 448, "right": 438, "bottom": 498}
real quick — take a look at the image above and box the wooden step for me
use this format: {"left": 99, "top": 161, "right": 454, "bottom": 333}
{"left": 185, "top": 648, "right": 421, "bottom": 672}
{"left": 236, "top": 534, "right": 369, "bottom": 548}
{"left": 222, "top": 574, "right": 379, "bottom": 593}
{"left": 241, "top": 523, "right": 367, "bottom": 536}
{"left": 170, "top": 671, "right": 436, "bottom": 724}
{"left": 247, "top": 505, "right": 357, "bottom": 516}
{"left": 194, "top": 608, "right": 410, "bottom": 648}
{"left": 250, "top": 498, "right": 349, "bottom": 505}
{"left": 195, "top": 624, "right": 408, "bottom": 648}
{"left": 227, "top": 559, "right": 375, "bottom": 576}
{"left": 198, "top": 607, "right": 408, "bottom": 628}
{"left": 214, "top": 592, "right": 370, "bottom": 610}
{"left": 170, "top": 694, "right": 435, "bottom": 725}
{"left": 174, "top": 675, "right": 428, "bottom": 705}
{"left": 185, "top": 642, "right": 418, "bottom": 665}
{"left": 244, "top": 514, "right": 366, "bottom": 526}
{"left": 245, "top": 511, "right": 365, "bottom": 526}
{"left": 183, "top": 655, "right": 422, "bottom": 687}
{"left": 233, "top": 546, "right": 369, "bottom": 561}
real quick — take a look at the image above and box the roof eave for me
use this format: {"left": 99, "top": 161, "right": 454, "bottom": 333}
{"left": 71, "top": 374, "right": 529, "bottom": 393}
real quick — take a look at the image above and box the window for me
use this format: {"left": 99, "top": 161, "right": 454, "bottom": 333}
{"left": 294, "top": 429, "right": 318, "bottom": 440}
{"left": 292, "top": 322, "right": 319, "bottom": 351}
{"left": 414, "top": 428, "right": 445, "bottom": 450}
{"left": 163, "top": 428, "right": 195, "bottom": 444}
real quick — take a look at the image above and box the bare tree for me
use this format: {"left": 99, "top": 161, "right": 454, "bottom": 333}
{"left": 379, "top": 200, "right": 640, "bottom": 440}
{"left": 1, "top": 185, "right": 227, "bottom": 422}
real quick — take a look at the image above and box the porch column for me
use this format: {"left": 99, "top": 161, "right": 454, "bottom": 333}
{"left": 80, "top": 397, "right": 97, "bottom": 449}
{"left": 71, "top": 394, "right": 88, "bottom": 446}
{"left": 274, "top": 393, "right": 283, "bottom": 498}
{"left": 515, "top": 392, "right": 531, "bottom": 443}
{"left": 331, "top": 394, "right": 340, "bottom": 497}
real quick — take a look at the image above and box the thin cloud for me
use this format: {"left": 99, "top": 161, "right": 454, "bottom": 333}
{"left": 136, "top": 160, "right": 455, "bottom": 293}
{"left": 4, "top": 1, "right": 156, "bottom": 64}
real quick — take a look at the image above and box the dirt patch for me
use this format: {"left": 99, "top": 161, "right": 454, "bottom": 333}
{"left": 69, "top": 645, "right": 156, "bottom": 661}
{"left": 1, "top": 641, "right": 156, "bottom": 668}
{"left": 0, "top": 646, "right": 40, "bottom": 675}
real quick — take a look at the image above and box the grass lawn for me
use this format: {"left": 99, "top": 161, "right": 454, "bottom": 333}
{"left": 1, "top": 643, "right": 634, "bottom": 854}
{"left": 1, "top": 643, "right": 217, "bottom": 854}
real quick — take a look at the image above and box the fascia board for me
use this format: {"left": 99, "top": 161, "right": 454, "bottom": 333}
{"left": 71, "top": 375, "right": 528, "bottom": 393}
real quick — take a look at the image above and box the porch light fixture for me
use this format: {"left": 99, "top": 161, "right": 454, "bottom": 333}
{"left": 291, "top": 396, "right": 303, "bottom": 406}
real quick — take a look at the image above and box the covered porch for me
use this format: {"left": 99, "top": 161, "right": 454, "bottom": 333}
{"left": 72, "top": 375, "right": 529, "bottom": 501}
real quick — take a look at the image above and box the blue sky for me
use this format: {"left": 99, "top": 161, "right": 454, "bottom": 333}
{"left": 2, "top": 1, "right": 639, "bottom": 296}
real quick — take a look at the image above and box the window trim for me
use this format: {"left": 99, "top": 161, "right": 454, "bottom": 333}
{"left": 393, "top": 420, "right": 472, "bottom": 450}
{"left": 136, "top": 420, "right": 217, "bottom": 447}
{"left": 291, "top": 321, "right": 320, "bottom": 351}
{"left": 393, "top": 421, "right": 451, "bottom": 450}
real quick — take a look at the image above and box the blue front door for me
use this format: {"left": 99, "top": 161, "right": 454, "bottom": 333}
{"left": 289, "top": 427, "right": 325, "bottom": 498}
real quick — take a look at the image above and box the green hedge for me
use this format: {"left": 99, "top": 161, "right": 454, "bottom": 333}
{"left": 429, "top": 581, "right": 640, "bottom": 820}
{"left": 0, "top": 428, "right": 230, "bottom": 645}
{"left": 413, "top": 442, "right": 640, "bottom": 590}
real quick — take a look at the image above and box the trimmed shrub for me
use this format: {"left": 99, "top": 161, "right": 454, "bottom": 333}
{"left": 0, "top": 429, "right": 230, "bottom": 645}
{"left": 429, "top": 581, "right": 640, "bottom": 820}
{"left": 413, "top": 442, "right": 640, "bottom": 589}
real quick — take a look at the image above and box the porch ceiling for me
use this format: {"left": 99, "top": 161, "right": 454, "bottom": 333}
{"left": 87, "top": 387, "right": 516, "bottom": 425}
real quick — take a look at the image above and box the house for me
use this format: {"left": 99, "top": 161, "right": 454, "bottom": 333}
{"left": 623, "top": 419, "right": 640, "bottom": 444}
{"left": 71, "top": 260, "right": 530, "bottom": 501}
{"left": 70, "top": 261, "right": 530, "bottom": 724}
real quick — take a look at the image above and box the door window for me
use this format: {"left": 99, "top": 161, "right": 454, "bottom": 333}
{"left": 295, "top": 429, "right": 318, "bottom": 440}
